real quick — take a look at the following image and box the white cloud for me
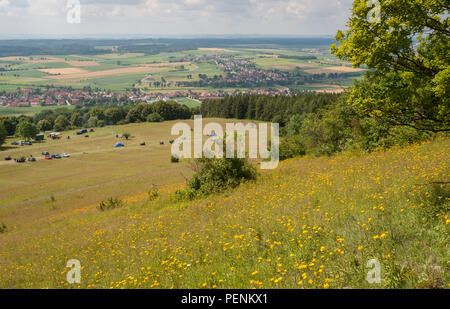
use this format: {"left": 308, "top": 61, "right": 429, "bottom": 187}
{"left": 285, "top": 1, "right": 308, "bottom": 19}
{"left": 0, "top": 0, "right": 355, "bottom": 36}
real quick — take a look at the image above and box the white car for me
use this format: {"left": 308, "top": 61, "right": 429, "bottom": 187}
{"left": 62, "top": 153, "right": 71, "bottom": 158}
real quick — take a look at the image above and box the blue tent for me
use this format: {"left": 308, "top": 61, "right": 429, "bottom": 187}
{"left": 114, "top": 142, "right": 124, "bottom": 148}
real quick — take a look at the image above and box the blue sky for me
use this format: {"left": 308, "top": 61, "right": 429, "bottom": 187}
{"left": 0, "top": 0, "right": 354, "bottom": 37}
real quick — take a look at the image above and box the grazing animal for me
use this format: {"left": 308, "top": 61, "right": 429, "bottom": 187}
{"left": 160, "top": 141, "right": 165, "bottom": 145}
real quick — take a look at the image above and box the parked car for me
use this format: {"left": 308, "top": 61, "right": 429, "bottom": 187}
{"left": 11, "top": 142, "right": 19, "bottom": 146}
{"left": 28, "top": 157, "right": 36, "bottom": 162}
{"left": 5, "top": 156, "right": 12, "bottom": 161}
{"left": 52, "top": 154, "right": 62, "bottom": 159}
{"left": 77, "top": 129, "right": 88, "bottom": 135}
{"left": 62, "top": 153, "right": 71, "bottom": 158}
{"left": 42, "top": 151, "right": 50, "bottom": 156}
{"left": 25, "top": 141, "right": 32, "bottom": 146}
{"left": 45, "top": 155, "right": 52, "bottom": 160}
{"left": 15, "top": 157, "right": 26, "bottom": 163}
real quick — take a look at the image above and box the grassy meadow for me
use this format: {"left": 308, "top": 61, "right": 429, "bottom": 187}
{"left": 0, "top": 119, "right": 241, "bottom": 233}
{"left": 0, "top": 135, "right": 448, "bottom": 289}
{"left": 0, "top": 106, "right": 76, "bottom": 117}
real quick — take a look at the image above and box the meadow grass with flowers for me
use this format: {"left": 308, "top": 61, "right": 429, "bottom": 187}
{"left": 0, "top": 137, "right": 448, "bottom": 289}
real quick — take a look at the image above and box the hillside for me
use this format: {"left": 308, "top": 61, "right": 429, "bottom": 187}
{"left": 0, "top": 138, "right": 448, "bottom": 289}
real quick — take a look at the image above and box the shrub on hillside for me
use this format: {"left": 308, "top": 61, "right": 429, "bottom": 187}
{"left": 0, "top": 223, "right": 7, "bottom": 234}
{"left": 187, "top": 158, "right": 257, "bottom": 196}
{"left": 148, "top": 186, "right": 159, "bottom": 201}
{"left": 279, "top": 135, "right": 306, "bottom": 160}
{"left": 97, "top": 198, "right": 124, "bottom": 211}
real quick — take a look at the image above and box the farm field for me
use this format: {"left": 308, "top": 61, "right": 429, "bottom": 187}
{"left": 0, "top": 45, "right": 364, "bottom": 93}
{"left": 0, "top": 119, "right": 240, "bottom": 233}
{"left": 0, "top": 137, "right": 448, "bottom": 288}
{"left": 0, "top": 105, "right": 76, "bottom": 117}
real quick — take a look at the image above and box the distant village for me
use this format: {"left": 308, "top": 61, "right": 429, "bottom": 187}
{"left": 0, "top": 86, "right": 294, "bottom": 108}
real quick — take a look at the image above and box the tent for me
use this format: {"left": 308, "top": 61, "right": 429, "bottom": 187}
{"left": 34, "top": 134, "right": 45, "bottom": 141}
{"left": 114, "top": 142, "right": 124, "bottom": 148}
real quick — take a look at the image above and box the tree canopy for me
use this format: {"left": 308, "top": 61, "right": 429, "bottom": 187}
{"left": 0, "top": 122, "right": 7, "bottom": 148}
{"left": 331, "top": 0, "right": 449, "bottom": 132}
{"left": 16, "top": 121, "right": 39, "bottom": 141}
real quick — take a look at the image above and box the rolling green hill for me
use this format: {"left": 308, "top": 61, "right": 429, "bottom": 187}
{"left": 0, "top": 137, "right": 448, "bottom": 289}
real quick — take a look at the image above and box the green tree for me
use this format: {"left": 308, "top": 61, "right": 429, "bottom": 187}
{"left": 0, "top": 118, "right": 17, "bottom": 136}
{"left": 104, "top": 107, "right": 125, "bottom": 125}
{"left": 87, "top": 116, "right": 98, "bottom": 128}
{"left": 16, "top": 121, "right": 38, "bottom": 141}
{"left": 53, "top": 115, "right": 70, "bottom": 132}
{"left": 0, "top": 122, "right": 7, "bottom": 148}
{"left": 70, "top": 112, "right": 83, "bottom": 128}
{"left": 331, "top": 0, "right": 449, "bottom": 132}
{"left": 284, "top": 114, "right": 304, "bottom": 137}
{"left": 146, "top": 112, "right": 164, "bottom": 123}
{"left": 89, "top": 107, "right": 105, "bottom": 120}
{"left": 37, "top": 119, "right": 52, "bottom": 132}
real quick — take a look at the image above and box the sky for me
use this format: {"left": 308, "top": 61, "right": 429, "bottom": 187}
{"left": 0, "top": 0, "right": 354, "bottom": 37}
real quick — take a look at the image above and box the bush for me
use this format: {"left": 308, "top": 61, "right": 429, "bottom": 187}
{"left": 147, "top": 113, "right": 164, "bottom": 123}
{"left": 148, "top": 186, "right": 159, "bottom": 201}
{"left": 97, "top": 198, "right": 124, "bottom": 211}
{"left": 187, "top": 158, "right": 257, "bottom": 196}
{"left": 173, "top": 188, "right": 198, "bottom": 201}
{"left": 0, "top": 223, "right": 7, "bottom": 234}
{"left": 299, "top": 102, "right": 354, "bottom": 156}
{"left": 279, "top": 135, "right": 306, "bottom": 160}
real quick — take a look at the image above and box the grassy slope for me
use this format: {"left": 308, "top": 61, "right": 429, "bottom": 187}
{"left": 0, "top": 120, "right": 242, "bottom": 232}
{"left": 0, "top": 138, "right": 448, "bottom": 289}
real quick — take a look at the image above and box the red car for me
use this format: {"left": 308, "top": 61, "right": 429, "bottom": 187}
{"left": 45, "top": 155, "right": 52, "bottom": 160}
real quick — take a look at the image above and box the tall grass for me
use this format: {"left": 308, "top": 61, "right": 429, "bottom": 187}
{"left": 0, "top": 138, "right": 448, "bottom": 289}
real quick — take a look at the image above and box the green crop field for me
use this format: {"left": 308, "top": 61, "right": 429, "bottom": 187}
{"left": 0, "top": 106, "right": 76, "bottom": 117}
{"left": 0, "top": 47, "right": 363, "bottom": 93}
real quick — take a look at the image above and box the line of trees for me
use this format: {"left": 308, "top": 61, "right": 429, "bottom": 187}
{"left": 201, "top": 92, "right": 436, "bottom": 160}
{"left": 0, "top": 100, "right": 195, "bottom": 146}
{"left": 201, "top": 93, "right": 340, "bottom": 123}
